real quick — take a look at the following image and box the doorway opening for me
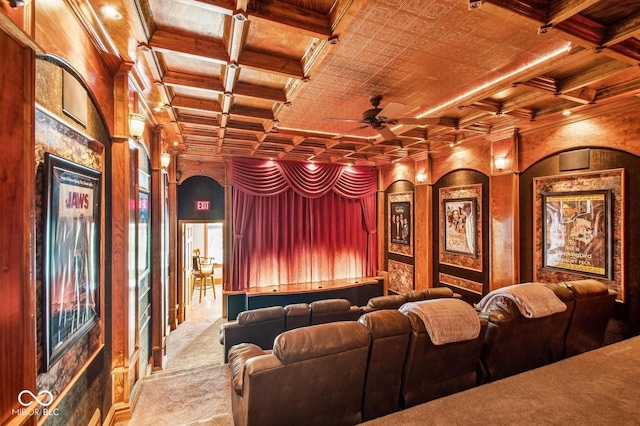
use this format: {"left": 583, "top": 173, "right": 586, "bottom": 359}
{"left": 180, "top": 221, "right": 224, "bottom": 321}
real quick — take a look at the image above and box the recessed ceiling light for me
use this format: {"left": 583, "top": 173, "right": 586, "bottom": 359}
{"left": 100, "top": 5, "right": 122, "bottom": 20}
{"left": 562, "top": 109, "right": 572, "bottom": 116}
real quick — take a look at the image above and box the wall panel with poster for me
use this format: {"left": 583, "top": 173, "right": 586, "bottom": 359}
{"left": 439, "top": 184, "right": 483, "bottom": 272}
{"left": 533, "top": 169, "right": 624, "bottom": 302}
{"left": 42, "top": 153, "right": 101, "bottom": 370}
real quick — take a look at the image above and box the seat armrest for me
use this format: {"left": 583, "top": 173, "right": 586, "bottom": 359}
{"left": 228, "top": 343, "right": 267, "bottom": 396}
{"left": 220, "top": 320, "right": 238, "bottom": 344}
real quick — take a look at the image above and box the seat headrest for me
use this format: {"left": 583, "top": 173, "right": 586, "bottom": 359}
{"left": 274, "top": 321, "right": 370, "bottom": 364}
{"left": 367, "top": 294, "right": 406, "bottom": 310}
{"left": 359, "top": 310, "right": 410, "bottom": 339}
{"left": 403, "top": 290, "right": 425, "bottom": 302}
{"left": 309, "top": 298, "right": 351, "bottom": 313}
{"left": 284, "top": 303, "right": 310, "bottom": 316}
{"left": 423, "top": 287, "right": 454, "bottom": 299}
{"left": 237, "top": 306, "right": 285, "bottom": 325}
{"left": 561, "top": 279, "right": 610, "bottom": 297}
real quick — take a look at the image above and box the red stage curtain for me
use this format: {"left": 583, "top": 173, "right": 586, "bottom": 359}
{"left": 231, "top": 159, "right": 377, "bottom": 290}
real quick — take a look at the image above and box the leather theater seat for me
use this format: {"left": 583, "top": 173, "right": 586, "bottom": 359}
{"left": 358, "top": 309, "right": 411, "bottom": 421}
{"left": 398, "top": 298, "right": 487, "bottom": 408}
{"left": 219, "top": 306, "right": 285, "bottom": 363}
{"left": 228, "top": 321, "right": 371, "bottom": 426}
{"left": 476, "top": 282, "right": 569, "bottom": 383}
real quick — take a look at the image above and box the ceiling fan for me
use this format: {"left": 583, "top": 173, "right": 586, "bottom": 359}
{"left": 326, "top": 95, "right": 440, "bottom": 140}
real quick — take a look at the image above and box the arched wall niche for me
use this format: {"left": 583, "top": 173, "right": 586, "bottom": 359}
{"left": 176, "top": 157, "right": 228, "bottom": 186}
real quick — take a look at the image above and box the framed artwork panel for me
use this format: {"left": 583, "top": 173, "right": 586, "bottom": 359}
{"left": 542, "top": 190, "right": 612, "bottom": 279}
{"left": 42, "top": 153, "right": 101, "bottom": 370}
{"left": 439, "top": 184, "right": 483, "bottom": 272}
{"left": 443, "top": 197, "right": 477, "bottom": 257}
{"left": 388, "top": 192, "right": 413, "bottom": 257}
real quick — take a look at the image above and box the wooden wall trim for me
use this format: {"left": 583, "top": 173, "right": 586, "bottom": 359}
{"left": 0, "top": 29, "right": 36, "bottom": 426}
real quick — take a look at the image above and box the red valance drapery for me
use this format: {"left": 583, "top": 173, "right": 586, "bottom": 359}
{"left": 231, "top": 158, "right": 378, "bottom": 290}
{"left": 231, "top": 158, "right": 378, "bottom": 199}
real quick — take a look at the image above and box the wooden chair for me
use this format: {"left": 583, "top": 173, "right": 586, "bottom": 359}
{"left": 192, "top": 249, "right": 215, "bottom": 302}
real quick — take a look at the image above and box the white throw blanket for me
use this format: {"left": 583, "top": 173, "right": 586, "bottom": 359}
{"left": 477, "top": 282, "right": 567, "bottom": 318}
{"left": 400, "top": 299, "right": 481, "bottom": 345}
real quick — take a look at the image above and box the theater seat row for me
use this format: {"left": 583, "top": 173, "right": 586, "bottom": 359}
{"left": 219, "top": 287, "right": 459, "bottom": 362}
{"left": 226, "top": 279, "right": 616, "bottom": 426}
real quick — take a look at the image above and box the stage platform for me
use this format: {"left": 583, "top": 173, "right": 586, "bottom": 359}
{"left": 224, "top": 276, "right": 384, "bottom": 320}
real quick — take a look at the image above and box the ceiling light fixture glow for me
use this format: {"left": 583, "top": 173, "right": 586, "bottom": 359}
{"left": 100, "top": 5, "right": 122, "bottom": 20}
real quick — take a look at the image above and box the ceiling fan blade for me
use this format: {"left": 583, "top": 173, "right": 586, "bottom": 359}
{"left": 332, "top": 124, "right": 370, "bottom": 139}
{"left": 377, "top": 126, "right": 397, "bottom": 140}
{"left": 375, "top": 102, "right": 405, "bottom": 121}
{"left": 393, "top": 117, "right": 441, "bottom": 125}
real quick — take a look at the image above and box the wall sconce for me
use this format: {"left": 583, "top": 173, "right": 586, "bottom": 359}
{"left": 161, "top": 153, "right": 171, "bottom": 168}
{"left": 416, "top": 171, "right": 426, "bottom": 183}
{"left": 494, "top": 155, "right": 507, "bottom": 171}
{"left": 129, "top": 113, "right": 146, "bottom": 139}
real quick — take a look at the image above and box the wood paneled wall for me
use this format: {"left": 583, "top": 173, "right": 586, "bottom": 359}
{"left": 0, "top": 27, "right": 37, "bottom": 426}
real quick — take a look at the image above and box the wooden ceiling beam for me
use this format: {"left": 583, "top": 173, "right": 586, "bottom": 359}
{"left": 149, "top": 30, "right": 229, "bottom": 64}
{"left": 234, "top": 82, "right": 287, "bottom": 102}
{"left": 601, "top": 11, "right": 640, "bottom": 47}
{"left": 176, "top": 114, "right": 222, "bottom": 128}
{"left": 559, "top": 87, "right": 597, "bottom": 104}
{"left": 162, "top": 71, "right": 225, "bottom": 93}
{"left": 240, "top": 49, "right": 305, "bottom": 79}
{"left": 558, "top": 60, "right": 632, "bottom": 93}
{"left": 247, "top": 0, "right": 332, "bottom": 39}
{"left": 594, "top": 79, "right": 640, "bottom": 103}
{"left": 229, "top": 104, "right": 274, "bottom": 120}
{"left": 171, "top": 96, "right": 222, "bottom": 113}
{"left": 546, "top": 0, "right": 600, "bottom": 26}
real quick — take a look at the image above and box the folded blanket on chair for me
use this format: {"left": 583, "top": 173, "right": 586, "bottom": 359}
{"left": 477, "top": 282, "right": 567, "bottom": 318}
{"left": 400, "top": 299, "right": 481, "bottom": 345}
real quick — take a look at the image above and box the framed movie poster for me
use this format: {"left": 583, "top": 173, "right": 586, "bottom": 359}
{"left": 443, "top": 197, "right": 477, "bottom": 256}
{"left": 439, "top": 184, "right": 483, "bottom": 272}
{"left": 388, "top": 192, "right": 413, "bottom": 256}
{"left": 542, "top": 190, "right": 612, "bottom": 279}
{"left": 533, "top": 169, "right": 623, "bottom": 302}
{"left": 42, "top": 153, "right": 101, "bottom": 370}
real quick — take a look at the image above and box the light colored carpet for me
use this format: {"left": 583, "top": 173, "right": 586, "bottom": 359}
{"left": 128, "top": 364, "right": 232, "bottom": 426}
{"left": 125, "top": 285, "right": 233, "bottom": 426}
{"left": 361, "top": 336, "right": 640, "bottom": 425}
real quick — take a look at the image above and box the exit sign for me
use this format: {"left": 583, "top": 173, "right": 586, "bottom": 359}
{"left": 196, "top": 200, "right": 210, "bottom": 211}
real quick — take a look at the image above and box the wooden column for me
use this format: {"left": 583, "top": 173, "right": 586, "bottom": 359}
{"left": 0, "top": 27, "right": 37, "bottom": 426}
{"left": 490, "top": 133, "right": 520, "bottom": 290}
{"left": 110, "top": 63, "right": 136, "bottom": 419}
{"left": 168, "top": 160, "right": 179, "bottom": 330}
{"left": 151, "top": 126, "right": 167, "bottom": 370}
{"left": 222, "top": 178, "right": 233, "bottom": 318}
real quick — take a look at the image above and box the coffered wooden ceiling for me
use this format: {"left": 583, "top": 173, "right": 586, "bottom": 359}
{"left": 90, "top": 0, "right": 640, "bottom": 165}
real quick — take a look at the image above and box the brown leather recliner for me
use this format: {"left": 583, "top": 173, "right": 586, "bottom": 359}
{"left": 542, "top": 282, "right": 576, "bottom": 363}
{"left": 362, "top": 287, "right": 460, "bottom": 313}
{"left": 399, "top": 299, "right": 488, "bottom": 408}
{"left": 284, "top": 303, "right": 311, "bottom": 330}
{"left": 219, "top": 306, "right": 286, "bottom": 363}
{"left": 358, "top": 310, "right": 411, "bottom": 421}
{"left": 309, "top": 298, "right": 363, "bottom": 324}
{"left": 476, "top": 283, "right": 568, "bottom": 383}
{"left": 561, "top": 279, "right": 617, "bottom": 357}
{"left": 228, "top": 321, "right": 371, "bottom": 426}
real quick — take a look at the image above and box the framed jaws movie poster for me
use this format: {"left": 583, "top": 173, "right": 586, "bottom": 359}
{"left": 42, "top": 153, "right": 101, "bottom": 370}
